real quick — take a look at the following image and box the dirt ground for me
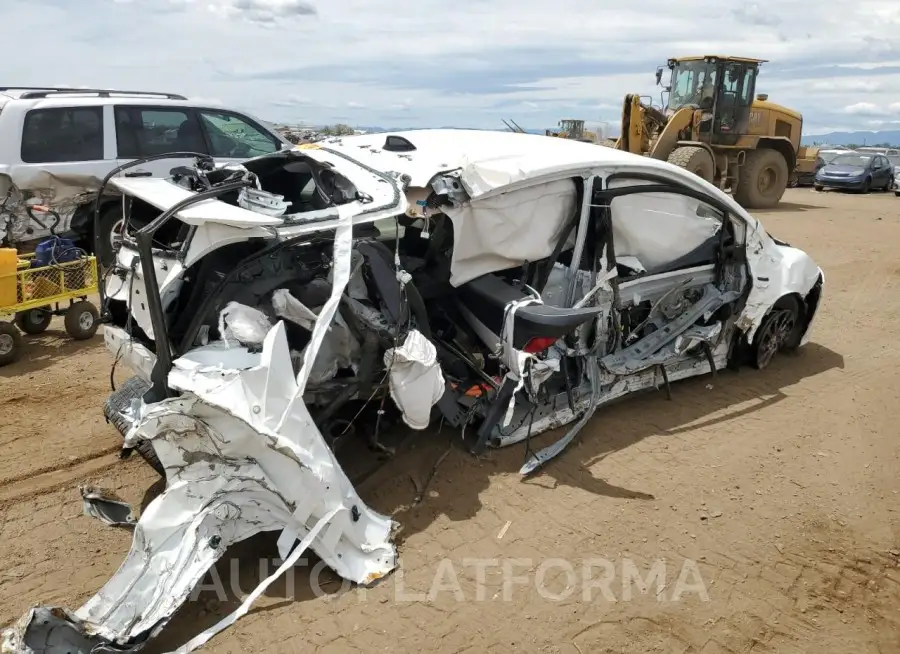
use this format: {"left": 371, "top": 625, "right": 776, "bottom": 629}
{"left": 1, "top": 187, "right": 899, "bottom": 654}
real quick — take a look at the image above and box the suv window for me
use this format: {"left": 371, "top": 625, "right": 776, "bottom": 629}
{"left": 198, "top": 110, "right": 279, "bottom": 158}
{"left": 115, "top": 106, "right": 208, "bottom": 158}
{"left": 21, "top": 107, "right": 104, "bottom": 163}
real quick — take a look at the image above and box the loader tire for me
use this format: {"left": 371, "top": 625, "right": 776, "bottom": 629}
{"left": 667, "top": 146, "right": 715, "bottom": 183}
{"left": 104, "top": 375, "right": 164, "bottom": 476}
{"left": 734, "top": 148, "right": 789, "bottom": 209}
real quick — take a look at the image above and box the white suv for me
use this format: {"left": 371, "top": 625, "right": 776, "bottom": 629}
{"left": 0, "top": 87, "right": 293, "bottom": 263}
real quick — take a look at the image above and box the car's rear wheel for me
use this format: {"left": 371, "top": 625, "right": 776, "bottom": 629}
{"left": 751, "top": 296, "right": 803, "bottom": 370}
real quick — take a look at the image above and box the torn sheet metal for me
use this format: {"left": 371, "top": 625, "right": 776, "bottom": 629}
{"left": 519, "top": 356, "right": 603, "bottom": 475}
{"left": 80, "top": 486, "right": 136, "bottom": 528}
{"left": 384, "top": 329, "right": 446, "bottom": 430}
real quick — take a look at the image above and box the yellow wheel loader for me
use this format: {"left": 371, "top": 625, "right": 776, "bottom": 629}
{"left": 546, "top": 119, "right": 599, "bottom": 143}
{"left": 611, "top": 56, "right": 818, "bottom": 209}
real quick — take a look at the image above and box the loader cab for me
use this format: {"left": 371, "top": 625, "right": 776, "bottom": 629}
{"left": 664, "top": 56, "right": 763, "bottom": 146}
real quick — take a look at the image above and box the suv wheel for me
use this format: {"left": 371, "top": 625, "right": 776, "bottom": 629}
{"left": 97, "top": 205, "right": 125, "bottom": 267}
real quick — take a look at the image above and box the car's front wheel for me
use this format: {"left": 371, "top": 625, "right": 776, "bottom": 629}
{"left": 860, "top": 177, "right": 872, "bottom": 193}
{"left": 751, "top": 296, "right": 804, "bottom": 370}
{"left": 814, "top": 184, "right": 824, "bottom": 192}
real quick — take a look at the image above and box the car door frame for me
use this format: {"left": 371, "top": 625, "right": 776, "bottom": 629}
{"left": 586, "top": 170, "right": 748, "bottom": 369}
{"left": 869, "top": 156, "right": 881, "bottom": 186}
{"left": 879, "top": 155, "right": 893, "bottom": 186}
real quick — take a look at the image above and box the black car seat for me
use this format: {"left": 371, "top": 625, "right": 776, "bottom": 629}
{"left": 176, "top": 119, "right": 206, "bottom": 153}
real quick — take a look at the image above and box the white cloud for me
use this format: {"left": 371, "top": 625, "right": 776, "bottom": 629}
{"left": 3, "top": 0, "right": 900, "bottom": 135}
{"left": 843, "top": 102, "right": 886, "bottom": 116}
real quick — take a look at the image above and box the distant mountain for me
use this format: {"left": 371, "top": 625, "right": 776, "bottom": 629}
{"left": 802, "top": 131, "right": 900, "bottom": 147}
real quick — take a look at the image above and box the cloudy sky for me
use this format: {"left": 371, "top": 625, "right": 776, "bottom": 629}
{"left": 3, "top": 0, "right": 900, "bottom": 135}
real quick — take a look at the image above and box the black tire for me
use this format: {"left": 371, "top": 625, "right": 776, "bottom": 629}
{"left": 104, "top": 375, "right": 164, "bottom": 476}
{"left": 814, "top": 185, "right": 824, "bottom": 192}
{"left": 860, "top": 177, "right": 871, "bottom": 194}
{"left": 96, "top": 204, "right": 125, "bottom": 268}
{"left": 14, "top": 307, "right": 52, "bottom": 335}
{"left": 886, "top": 176, "right": 894, "bottom": 191}
{"left": 734, "top": 149, "right": 789, "bottom": 209}
{"left": 751, "top": 296, "right": 803, "bottom": 370}
{"left": 667, "top": 146, "right": 715, "bottom": 183}
{"left": 0, "top": 322, "right": 23, "bottom": 367}
{"left": 64, "top": 300, "right": 99, "bottom": 340}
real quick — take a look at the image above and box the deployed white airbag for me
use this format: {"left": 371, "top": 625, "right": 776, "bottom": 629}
{"left": 609, "top": 188, "right": 721, "bottom": 272}
{"left": 384, "top": 329, "right": 445, "bottom": 429}
{"left": 445, "top": 177, "right": 577, "bottom": 286}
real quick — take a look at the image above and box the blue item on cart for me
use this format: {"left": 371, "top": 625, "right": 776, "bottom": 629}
{"left": 32, "top": 236, "right": 81, "bottom": 267}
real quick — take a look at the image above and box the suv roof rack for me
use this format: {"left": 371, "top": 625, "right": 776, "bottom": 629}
{"left": 0, "top": 87, "right": 187, "bottom": 100}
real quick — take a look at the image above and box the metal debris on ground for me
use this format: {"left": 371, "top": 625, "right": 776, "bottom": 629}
{"left": 80, "top": 485, "right": 136, "bottom": 528}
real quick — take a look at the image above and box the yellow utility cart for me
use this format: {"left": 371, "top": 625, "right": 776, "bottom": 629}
{"left": 0, "top": 247, "right": 100, "bottom": 366}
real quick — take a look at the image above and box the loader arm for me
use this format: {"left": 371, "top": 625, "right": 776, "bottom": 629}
{"left": 618, "top": 94, "right": 645, "bottom": 154}
{"left": 649, "top": 106, "right": 694, "bottom": 160}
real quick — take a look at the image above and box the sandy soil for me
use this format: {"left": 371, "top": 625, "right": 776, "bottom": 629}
{"left": 1, "top": 188, "right": 899, "bottom": 654}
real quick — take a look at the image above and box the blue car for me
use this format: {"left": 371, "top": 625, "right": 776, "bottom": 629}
{"left": 814, "top": 152, "right": 894, "bottom": 193}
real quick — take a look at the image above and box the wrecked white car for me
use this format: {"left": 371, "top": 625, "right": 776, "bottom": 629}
{"left": 3, "top": 130, "right": 823, "bottom": 653}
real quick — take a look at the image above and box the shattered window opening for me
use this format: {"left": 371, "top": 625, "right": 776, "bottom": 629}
{"left": 199, "top": 109, "right": 280, "bottom": 158}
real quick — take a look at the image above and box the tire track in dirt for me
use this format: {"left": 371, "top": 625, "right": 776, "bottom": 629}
{"left": 0, "top": 447, "right": 122, "bottom": 508}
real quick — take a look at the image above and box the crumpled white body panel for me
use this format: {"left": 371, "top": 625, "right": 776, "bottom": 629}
{"left": 1, "top": 322, "right": 396, "bottom": 653}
